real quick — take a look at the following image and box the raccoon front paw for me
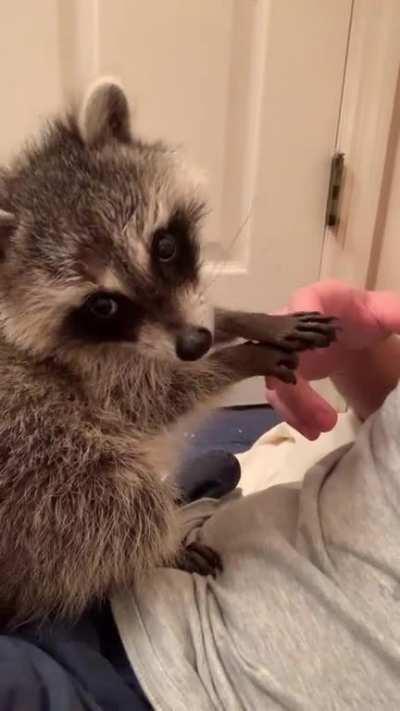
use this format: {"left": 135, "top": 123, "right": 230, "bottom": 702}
{"left": 175, "top": 541, "right": 223, "bottom": 577}
{"left": 239, "top": 343, "right": 299, "bottom": 383}
{"left": 213, "top": 341, "right": 299, "bottom": 384}
{"left": 271, "top": 312, "right": 338, "bottom": 352}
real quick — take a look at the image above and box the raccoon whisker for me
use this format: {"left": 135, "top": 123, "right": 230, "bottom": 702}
{"left": 121, "top": 202, "right": 137, "bottom": 235}
{"left": 200, "top": 208, "right": 253, "bottom": 298}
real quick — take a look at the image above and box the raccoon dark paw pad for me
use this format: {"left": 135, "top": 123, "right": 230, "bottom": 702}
{"left": 274, "top": 352, "right": 299, "bottom": 384}
{"left": 288, "top": 312, "right": 339, "bottom": 350}
{"left": 176, "top": 541, "right": 223, "bottom": 577}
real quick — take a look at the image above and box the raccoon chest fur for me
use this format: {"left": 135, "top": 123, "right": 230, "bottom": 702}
{"left": 0, "top": 345, "right": 186, "bottom": 627}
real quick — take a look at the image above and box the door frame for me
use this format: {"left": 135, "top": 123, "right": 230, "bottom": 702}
{"left": 320, "top": 0, "right": 400, "bottom": 288}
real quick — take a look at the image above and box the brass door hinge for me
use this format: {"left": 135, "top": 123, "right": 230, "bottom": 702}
{"left": 325, "top": 152, "right": 344, "bottom": 228}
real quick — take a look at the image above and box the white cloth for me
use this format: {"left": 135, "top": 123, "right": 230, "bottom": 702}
{"left": 236, "top": 410, "right": 360, "bottom": 495}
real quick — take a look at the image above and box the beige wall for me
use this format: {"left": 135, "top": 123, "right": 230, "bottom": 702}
{"left": 0, "top": 1, "right": 65, "bottom": 162}
{"left": 370, "top": 72, "right": 400, "bottom": 291}
{"left": 373, "top": 138, "right": 400, "bottom": 291}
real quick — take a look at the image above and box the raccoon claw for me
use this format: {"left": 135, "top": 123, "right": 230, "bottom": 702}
{"left": 175, "top": 541, "right": 223, "bottom": 577}
{"left": 214, "top": 310, "right": 339, "bottom": 355}
{"left": 213, "top": 341, "right": 299, "bottom": 384}
{"left": 254, "top": 345, "right": 298, "bottom": 384}
{"left": 286, "top": 312, "right": 338, "bottom": 351}
{"left": 271, "top": 312, "right": 338, "bottom": 352}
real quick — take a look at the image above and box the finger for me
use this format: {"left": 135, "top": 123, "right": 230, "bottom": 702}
{"left": 288, "top": 279, "right": 354, "bottom": 316}
{"left": 287, "top": 285, "right": 324, "bottom": 314}
{"left": 266, "top": 376, "right": 338, "bottom": 440}
{"left": 366, "top": 290, "right": 400, "bottom": 335}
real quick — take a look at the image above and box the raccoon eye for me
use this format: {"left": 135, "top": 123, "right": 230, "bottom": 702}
{"left": 154, "top": 231, "right": 177, "bottom": 262}
{"left": 88, "top": 293, "right": 119, "bottom": 319}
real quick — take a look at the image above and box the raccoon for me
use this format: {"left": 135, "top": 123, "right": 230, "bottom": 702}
{"left": 0, "top": 78, "right": 336, "bottom": 627}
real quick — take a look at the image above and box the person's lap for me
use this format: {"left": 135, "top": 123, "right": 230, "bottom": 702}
{"left": 112, "top": 388, "right": 400, "bottom": 709}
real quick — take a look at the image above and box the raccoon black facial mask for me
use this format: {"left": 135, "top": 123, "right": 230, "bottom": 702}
{"left": 0, "top": 77, "right": 208, "bottom": 359}
{"left": 150, "top": 206, "right": 201, "bottom": 288}
{"left": 67, "top": 291, "right": 145, "bottom": 344}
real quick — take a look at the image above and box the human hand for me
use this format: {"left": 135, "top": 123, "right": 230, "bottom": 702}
{"left": 266, "top": 280, "right": 400, "bottom": 439}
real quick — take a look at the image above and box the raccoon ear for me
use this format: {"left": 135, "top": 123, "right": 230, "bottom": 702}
{"left": 79, "top": 77, "right": 132, "bottom": 147}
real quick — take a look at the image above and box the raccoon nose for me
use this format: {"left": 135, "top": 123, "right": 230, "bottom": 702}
{"left": 175, "top": 327, "right": 212, "bottom": 361}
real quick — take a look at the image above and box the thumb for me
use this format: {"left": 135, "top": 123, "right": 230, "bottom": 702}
{"left": 266, "top": 376, "right": 338, "bottom": 440}
{"left": 366, "top": 290, "right": 400, "bottom": 334}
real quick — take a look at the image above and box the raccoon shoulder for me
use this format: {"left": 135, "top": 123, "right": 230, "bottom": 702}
{"left": 0, "top": 343, "right": 100, "bottom": 474}
{"left": 0, "top": 341, "right": 84, "bottom": 424}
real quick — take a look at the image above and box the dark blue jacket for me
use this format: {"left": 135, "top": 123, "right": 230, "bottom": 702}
{"left": 0, "top": 605, "right": 151, "bottom": 710}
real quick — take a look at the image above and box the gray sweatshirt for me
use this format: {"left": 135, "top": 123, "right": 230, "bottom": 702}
{"left": 113, "top": 382, "right": 400, "bottom": 710}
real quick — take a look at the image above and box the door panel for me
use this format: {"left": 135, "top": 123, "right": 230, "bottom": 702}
{"left": 95, "top": 0, "right": 352, "bottom": 309}
{"left": 0, "top": 0, "right": 63, "bottom": 160}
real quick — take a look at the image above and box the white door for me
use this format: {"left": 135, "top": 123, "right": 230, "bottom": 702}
{"left": 0, "top": 0, "right": 353, "bottom": 403}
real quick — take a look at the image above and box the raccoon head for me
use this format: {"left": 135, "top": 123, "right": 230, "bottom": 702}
{"left": 0, "top": 78, "right": 213, "bottom": 367}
